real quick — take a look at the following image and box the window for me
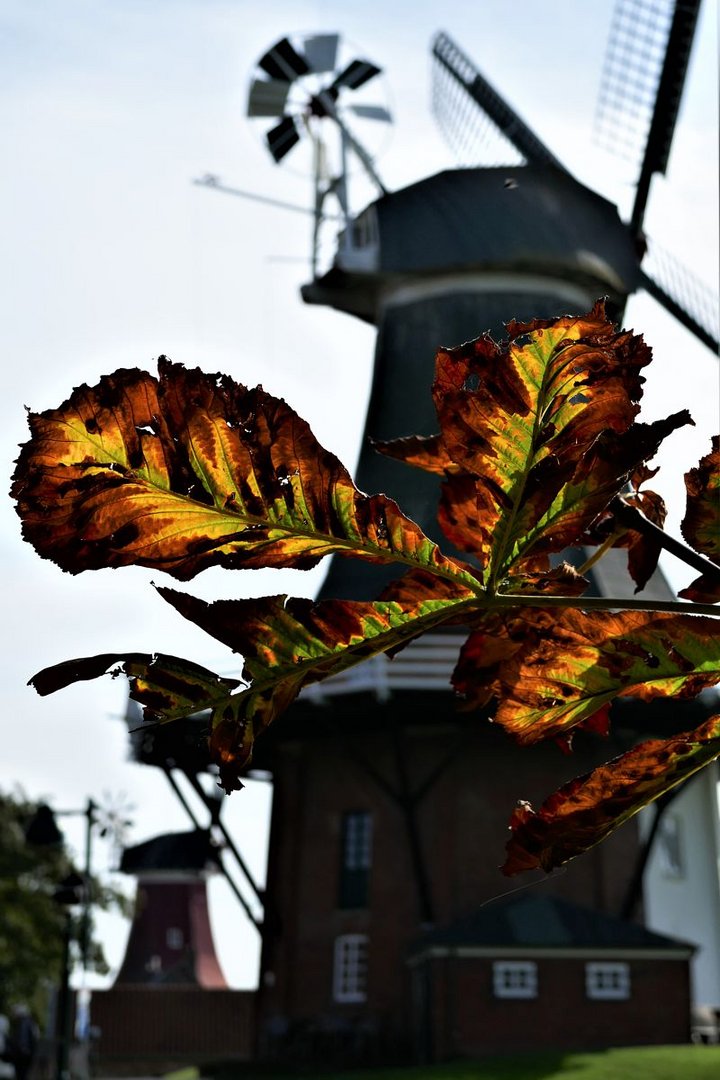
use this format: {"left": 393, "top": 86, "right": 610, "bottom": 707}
{"left": 492, "top": 960, "right": 537, "bottom": 999}
{"left": 585, "top": 962, "right": 630, "bottom": 1000}
{"left": 333, "top": 934, "right": 368, "bottom": 1003}
{"left": 657, "top": 814, "right": 684, "bottom": 877}
{"left": 166, "top": 927, "right": 184, "bottom": 950}
{"left": 338, "top": 811, "right": 373, "bottom": 908}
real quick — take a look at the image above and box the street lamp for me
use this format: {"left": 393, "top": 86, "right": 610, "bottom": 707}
{"left": 25, "top": 799, "right": 98, "bottom": 1080}
{"left": 26, "top": 799, "right": 97, "bottom": 970}
{"left": 52, "top": 874, "right": 85, "bottom": 1080}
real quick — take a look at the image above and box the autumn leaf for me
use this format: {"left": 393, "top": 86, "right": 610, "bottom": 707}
{"left": 30, "top": 577, "right": 478, "bottom": 791}
{"left": 679, "top": 436, "right": 720, "bottom": 603}
{"left": 620, "top": 470, "right": 668, "bottom": 591}
{"left": 11, "top": 359, "right": 476, "bottom": 586}
{"left": 581, "top": 466, "right": 668, "bottom": 592}
{"left": 158, "top": 581, "right": 477, "bottom": 789}
{"left": 13, "top": 308, "right": 720, "bottom": 878}
{"left": 31, "top": 651, "right": 241, "bottom": 739}
{"left": 502, "top": 714, "right": 720, "bottom": 874}
{"left": 488, "top": 609, "right": 720, "bottom": 744}
{"left": 372, "top": 433, "right": 457, "bottom": 476}
{"left": 378, "top": 303, "right": 691, "bottom": 585}
{"left": 497, "top": 562, "right": 589, "bottom": 597}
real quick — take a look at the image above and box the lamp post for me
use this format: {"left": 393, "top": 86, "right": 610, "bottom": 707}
{"left": 25, "top": 799, "right": 98, "bottom": 1080}
{"left": 52, "top": 874, "right": 85, "bottom": 1080}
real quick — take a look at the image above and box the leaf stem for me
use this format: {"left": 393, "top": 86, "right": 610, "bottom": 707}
{"left": 610, "top": 497, "right": 720, "bottom": 584}
{"left": 577, "top": 530, "right": 626, "bottom": 576}
{"left": 492, "top": 593, "right": 720, "bottom": 618}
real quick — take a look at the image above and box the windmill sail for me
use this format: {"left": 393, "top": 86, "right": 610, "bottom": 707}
{"left": 431, "top": 31, "right": 566, "bottom": 170}
{"left": 640, "top": 240, "right": 720, "bottom": 353}
{"left": 429, "top": 23, "right": 717, "bottom": 355}
{"left": 595, "top": 0, "right": 702, "bottom": 235}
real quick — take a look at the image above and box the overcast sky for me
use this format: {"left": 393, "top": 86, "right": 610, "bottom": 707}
{"left": 2, "top": 0, "right": 718, "bottom": 990}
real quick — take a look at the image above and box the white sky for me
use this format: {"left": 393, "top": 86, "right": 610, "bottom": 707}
{"left": 1, "top": 0, "right": 718, "bottom": 991}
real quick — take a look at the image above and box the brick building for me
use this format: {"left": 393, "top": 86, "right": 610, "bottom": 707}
{"left": 409, "top": 894, "right": 694, "bottom": 1058}
{"left": 248, "top": 164, "right": 699, "bottom": 1063}
{"left": 251, "top": 622, "right": 696, "bottom": 1063}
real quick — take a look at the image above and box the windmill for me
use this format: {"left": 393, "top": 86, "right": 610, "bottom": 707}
{"left": 189, "top": 5, "right": 719, "bottom": 1064}
{"left": 245, "top": 33, "right": 391, "bottom": 278}
{"left": 224, "top": 6, "right": 717, "bottom": 603}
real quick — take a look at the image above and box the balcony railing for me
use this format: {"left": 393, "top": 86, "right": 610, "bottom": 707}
{"left": 300, "top": 633, "right": 465, "bottom": 703}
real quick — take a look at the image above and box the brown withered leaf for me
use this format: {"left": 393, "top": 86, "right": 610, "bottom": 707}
{"left": 11, "top": 359, "right": 475, "bottom": 586}
{"left": 31, "top": 650, "right": 242, "bottom": 729}
{"left": 502, "top": 714, "right": 720, "bottom": 874}
{"left": 499, "top": 562, "right": 589, "bottom": 597}
{"left": 158, "top": 583, "right": 477, "bottom": 789}
{"left": 623, "top": 488, "right": 667, "bottom": 592}
{"left": 491, "top": 609, "right": 720, "bottom": 745}
{"left": 582, "top": 465, "right": 668, "bottom": 592}
{"left": 29, "top": 577, "right": 477, "bottom": 791}
{"left": 452, "top": 612, "right": 522, "bottom": 711}
{"left": 375, "top": 302, "right": 690, "bottom": 585}
{"left": 679, "top": 437, "right": 720, "bottom": 603}
{"left": 372, "top": 434, "right": 458, "bottom": 476}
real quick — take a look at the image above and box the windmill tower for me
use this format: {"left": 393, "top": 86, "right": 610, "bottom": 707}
{"left": 90, "top": 829, "right": 256, "bottom": 1070}
{"left": 114, "top": 830, "right": 226, "bottom": 988}
{"left": 193, "top": 5, "right": 717, "bottom": 1064}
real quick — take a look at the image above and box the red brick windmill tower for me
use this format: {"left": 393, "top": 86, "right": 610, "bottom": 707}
{"left": 114, "top": 830, "right": 226, "bottom": 988}
{"left": 92, "top": 830, "right": 255, "bottom": 1069}
{"left": 201, "top": 6, "right": 716, "bottom": 1064}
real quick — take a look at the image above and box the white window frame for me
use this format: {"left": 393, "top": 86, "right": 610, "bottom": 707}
{"left": 492, "top": 960, "right": 537, "bottom": 999}
{"left": 333, "top": 933, "right": 368, "bottom": 1003}
{"left": 585, "top": 961, "right": 631, "bottom": 1000}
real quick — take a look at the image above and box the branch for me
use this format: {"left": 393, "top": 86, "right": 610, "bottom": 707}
{"left": 611, "top": 496, "right": 720, "bottom": 585}
{"left": 493, "top": 594, "right": 720, "bottom": 617}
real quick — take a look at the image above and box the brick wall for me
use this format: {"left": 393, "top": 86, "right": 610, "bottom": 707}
{"left": 423, "top": 955, "right": 690, "bottom": 1058}
{"left": 256, "top": 703, "right": 642, "bottom": 1057}
{"left": 91, "top": 988, "right": 254, "bottom": 1069}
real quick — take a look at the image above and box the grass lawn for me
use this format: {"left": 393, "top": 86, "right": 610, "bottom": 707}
{"left": 331, "top": 1046, "right": 720, "bottom": 1080}
{"left": 218, "top": 1045, "right": 720, "bottom": 1080}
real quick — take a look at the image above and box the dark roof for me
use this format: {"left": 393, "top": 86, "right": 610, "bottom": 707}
{"left": 120, "top": 829, "right": 221, "bottom": 874}
{"left": 375, "top": 167, "right": 640, "bottom": 291}
{"left": 303, "top": 166, "right": 641, "bottom": 324}
{"left": 411, "top": 894, "right": 694, "bottom": 954}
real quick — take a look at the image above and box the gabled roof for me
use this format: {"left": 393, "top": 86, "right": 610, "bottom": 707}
{"left": 411, "top": 893, "right": 694, "bottom": 957}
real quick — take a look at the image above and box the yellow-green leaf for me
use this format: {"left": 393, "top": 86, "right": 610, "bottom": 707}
{"left": 490, "top": 609, "right": 720, "bottom": 744}
{"left": 12, "top": 360, "right": 475, "bottom": 585}
{"left": 378, "top": 303, "right": 690, "bottom": 585}
{"left": 30, "top": 577, "right": 478, "bottom": 791}
{"left": 503, "top": 714, "right": 720, "bottom": 874}
{"left": 680, "top": 436, "right": 720, "bottom": 602}
{"left": 158, "top": 581, "right": 477, "bottom": 789}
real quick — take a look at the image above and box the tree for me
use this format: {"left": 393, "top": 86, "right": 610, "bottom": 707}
{"left": 10, "top": 303, "right": 720, "bottom": 876}
{"left": 0, "top": 790, "right": 124, "bottom": 1018}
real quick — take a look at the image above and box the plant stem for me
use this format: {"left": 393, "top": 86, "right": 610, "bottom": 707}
{"left": 610, "top": 497, "right": 720, "bottom": 584}
{"left": 492, "top": 593, "right": 720, "bottom": 617}
{"left": 578, "top": 530, "right": 626, "bottom": 575}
